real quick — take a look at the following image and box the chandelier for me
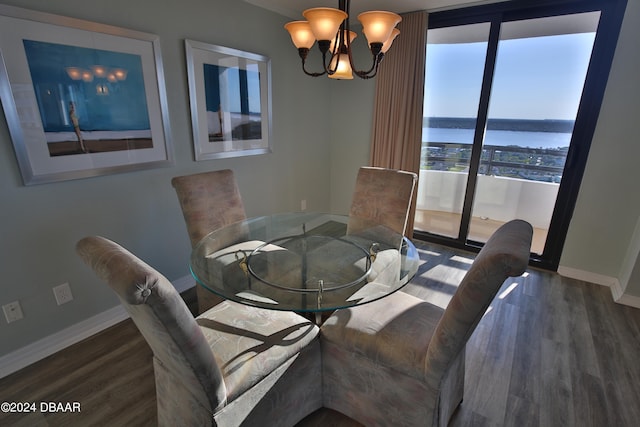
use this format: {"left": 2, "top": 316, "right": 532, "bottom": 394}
{"left": 284, "top": 0, "right": 401, "bottom": 80}
{"left": 65, "top": 65, "right": 128, "bottom": 96}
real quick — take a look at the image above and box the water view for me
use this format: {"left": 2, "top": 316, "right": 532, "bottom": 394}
{"left": 423, "top": 117, "right": 573, "bottom": 149}
{"left": 421, "top": 117, "right": 572, "bottom": 183}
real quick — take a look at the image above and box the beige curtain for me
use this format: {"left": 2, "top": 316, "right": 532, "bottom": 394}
{"left": 369, "top": 11, "right": 428, "bottom": 235}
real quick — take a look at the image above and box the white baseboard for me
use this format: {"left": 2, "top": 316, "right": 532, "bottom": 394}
{"left": 0, "top": 275, "right": 194, "bottom": 379}
{"left": 556, "top": 266, "right": 617, "bottom": 287}
{"left": 557, "top": 266, "right": 640, "bottom": 309}
{"left": 610, "top": 280, "right": 640, "bottom": 308}
{"left": 0, "top": 306, "right": 129, "bottom": 379}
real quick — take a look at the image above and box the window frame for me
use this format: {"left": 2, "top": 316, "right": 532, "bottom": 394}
{"left": 414, "top": 0, "right": 628, "bottom": 270}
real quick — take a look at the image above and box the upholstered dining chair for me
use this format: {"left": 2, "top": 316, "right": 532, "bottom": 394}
{"left": 76, "top": 236, "right": 322, "bottom": 427}
{"left": 347, "top": 166, "right": 418, "bottom": 239}
{"left": 321, "top": 219, "right": 533, "bottom": 426}
{"left": 172, "top": 169, "right": 247, "bottom": 313}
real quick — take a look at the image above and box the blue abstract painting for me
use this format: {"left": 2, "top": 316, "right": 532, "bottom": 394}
{"left": 23, "top": 40, "right": 152, "bottom": 156}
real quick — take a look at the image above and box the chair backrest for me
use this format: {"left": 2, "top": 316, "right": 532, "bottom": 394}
{"left": 76, "top": 236, "right": 227, "bottom": 412}
{"left": 171, "top": 169, "right": 247, "bottom": 247}
{"left": 424, "top": 219, "right": 532, "bottom": 388}
{"left": 347, "top": 166, "right": 418, "bottom": 237}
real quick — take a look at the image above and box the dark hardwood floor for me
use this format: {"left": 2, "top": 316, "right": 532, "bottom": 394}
{"left": 1, "top": 241, "right": 639, "bottom": 426}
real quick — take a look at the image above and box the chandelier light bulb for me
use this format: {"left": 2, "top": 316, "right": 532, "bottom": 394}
{"left": 358, "top": 11, "right": 402, "bottom": 44}
{"left": 329, "top": 53, "right": 354, "bottom": 79}
{"left": 381, "top": 28, "right": 401, "bottom": 54}
{"left": 303, "top": 7, "right": 347, "bottom": 41}
{"left": 284, "top": 21, "right": 317, "bottom": 49}
{"left": 329, "top": 30, "right": 357, "bottom": 53}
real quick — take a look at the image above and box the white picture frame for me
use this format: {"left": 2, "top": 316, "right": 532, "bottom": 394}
{"left": 0, "top": 5, "right": 173, "bottom": 185}
{"left": 185, "top": 39, "right": 272, "bottom": 160}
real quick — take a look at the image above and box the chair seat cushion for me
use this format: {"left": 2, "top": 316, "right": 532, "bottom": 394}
{"left": 196, "top": 300, "right": 319, "bottom": 402}
{"left": 321, "top": 291, "right": 444, "bottom": 381}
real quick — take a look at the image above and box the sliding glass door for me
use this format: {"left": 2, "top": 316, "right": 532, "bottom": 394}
{"left": 413, "top": 0, "right": 626, "bottom": 270}
{"left": 416, "top": 23, "right": 490, "bottom": 239}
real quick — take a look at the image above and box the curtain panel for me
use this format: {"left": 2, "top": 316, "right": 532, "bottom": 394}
{"left": 370, "top": 11, "right": 428, "bottom": 234}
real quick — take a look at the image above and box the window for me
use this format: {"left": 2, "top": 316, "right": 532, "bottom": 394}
{"left": 414, "top": 0, "right": 628, "bottom": 270}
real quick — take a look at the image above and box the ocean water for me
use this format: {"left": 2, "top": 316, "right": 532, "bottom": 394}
{"left": 423, "top": 127, "right": 571, "bottom": 149}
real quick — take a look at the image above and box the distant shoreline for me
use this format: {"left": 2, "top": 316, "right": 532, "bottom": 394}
{"left": 424, "top": 117, "right": 574, "bottom": 133}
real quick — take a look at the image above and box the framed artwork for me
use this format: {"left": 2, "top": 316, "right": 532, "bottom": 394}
{"left": 185, "top": 39, "right": 272, "bottom": 160}
{"left": 0, "top": 5, "right": 173, "bottom": 185}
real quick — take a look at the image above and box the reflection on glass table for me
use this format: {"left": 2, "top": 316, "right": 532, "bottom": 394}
{"left": 190, "top": 212, "right": 419, "bottom": 316}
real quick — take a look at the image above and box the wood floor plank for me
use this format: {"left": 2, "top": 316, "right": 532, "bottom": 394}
{"left": 565, "top": 280, "right": 601, "bottom": 378}
{"left": 0, "top": 319, "right": 155, "bottom": 427}
{"left": 539, "top": 337, "right": 575, "bottom": 427}
{"left": 508, "top": 279, "right": 542, "bottom": 405}
{"left": 467, "top": 300, "right": 520, "bottom": 424}
{"left": 503, "top": 394, "right": 539, "bottom": 427}
{"left": 583, "top": 284, "right": 640, "bottom": 426}
{"left": 2, "top": 242, "right": 640, "bottom": 426}
{"left": 571, "top": 371, "right": 608, "bottom": 427}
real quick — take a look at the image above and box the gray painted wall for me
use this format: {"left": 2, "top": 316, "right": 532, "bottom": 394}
{"left": 0, "top": 0, "right": 336, "bottom": 356}
{"left": 559, "top": 0, "right": 640, "bottom": 297}
{"left": 1, "top": 0, "right": 639, "bottom": 361}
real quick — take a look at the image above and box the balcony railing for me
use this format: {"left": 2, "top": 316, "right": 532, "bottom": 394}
{"left": 416, "top": 142, "right": 566, "bottom": 254}
{"left": 422, "top": 142, "right": 568, "bottom": 183}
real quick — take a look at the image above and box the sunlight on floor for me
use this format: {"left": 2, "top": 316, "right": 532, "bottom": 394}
{"left": 414, "top": 209, "right": 547, "bottom": 254}
{"left": 418, "top": 264, "right": 467, "bottom": 285}
{"left": 498, "top": 282, "right": 519, "bottom": 299}
{"left": 450, "top": 255, "right": 473, "bottom": 264}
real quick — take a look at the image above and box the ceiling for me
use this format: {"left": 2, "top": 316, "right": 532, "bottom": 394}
{"left": 243, "top": 1, "right": 597, "bottom": 42}
{"left": 242, "top": 0, "right": 502, "bottom": 20}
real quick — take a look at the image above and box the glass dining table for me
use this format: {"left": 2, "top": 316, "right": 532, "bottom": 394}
{"left": 190, "top": 212, "right": 420, "bottom": 321}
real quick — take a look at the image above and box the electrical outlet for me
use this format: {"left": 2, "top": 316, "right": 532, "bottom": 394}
{"left": 301, "top": 199, "right": 307, "bottom": 211}
{"left": 3, "top": 301, "right": 24, "bottom": 323}
{"left": 53, "top": 283, "right": 73, "bottom": 305}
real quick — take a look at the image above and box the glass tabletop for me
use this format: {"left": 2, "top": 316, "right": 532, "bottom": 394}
{"left": 190, "top": 212, "right": 420, "bottom": 312}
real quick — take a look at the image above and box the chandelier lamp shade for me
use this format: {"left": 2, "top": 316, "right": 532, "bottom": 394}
{"left": 284, "top": 0, "right": 401, "bottom": 79}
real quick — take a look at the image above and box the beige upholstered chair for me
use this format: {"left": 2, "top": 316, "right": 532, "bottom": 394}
{"left": 321, "top": 220, "right": 533, "bottom": 426}
{"left": 347, "top": 166, "right": 417, "bottom": 239}
{"left": 77, "top": 236, "right": 322, "bottom": 427}
{"left": 172, "top": 169, "right": 247, "bottom": 313}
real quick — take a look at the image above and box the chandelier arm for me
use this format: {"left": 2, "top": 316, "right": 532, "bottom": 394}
{"left": 343, "top": 6, "right": 379, "bottom": 80}
{"left": 325, "top": 16, "right": 346, "bottom": 76}
{"left": 298, "top": 47, "right": 327, "bottom": 77}
{"left": 353, "top": 48, "right": 388, "bottom": 79}
{"left": 303, "top": 62, "right": 327, "bottom": 77}
{"left": 354, "top": 66, "right": 378, "bottom": 79}
{"left": 325, "top": 55, "right": 337, "bottom": 76}
{"left": 316, "top": 40, "right": 338, "bottom": 75}
{"left": 324, "top": 0, "right": 350, "bottom": 76}
{"left": 334, "top": 10, "right": 355, "bottom": 77}
{"left": 352, "top": 53, "right": 379, "bottom": 78}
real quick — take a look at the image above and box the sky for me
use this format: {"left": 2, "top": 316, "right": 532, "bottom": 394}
{"left": 424, "top": 32, "right": 597, "bottom": 120}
